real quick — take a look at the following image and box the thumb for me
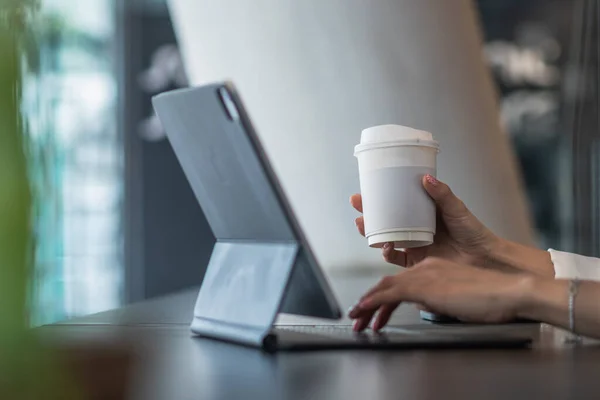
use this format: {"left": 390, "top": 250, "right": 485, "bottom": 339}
{"left": 422, "top": 175, "right": 469, "bottom": 219}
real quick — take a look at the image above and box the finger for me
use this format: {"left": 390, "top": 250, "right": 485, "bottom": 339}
{"left": 353, "top": 310, "right": 377, "bottom": 332}
{"left": 348, "top": 275, "right": 397, "bottom": 318}
{"left": 359, "top": 288, "right": 403, "bottom": 311}
{"left": 349, "top": 194, "right": 363, "bottom": 213}
{"left": 404, "top": 248, "right": 426, "bottom": 267}
{"left": 382, "top": 243, "right": 406, "bottom": 267}
{"left": 422, "top": 175, "right": 469, "bottom": 219}
{"left": 372, "top": 304, "right": 399, "bottom": 331}
{"left": 359, "top": 275, "right": 397, "bottom": 303}
{"left": 355, "top": 216, "right": 365, "bottom": 236}
{"left": 359, "top": 272, "right": 422, "bottom": 311}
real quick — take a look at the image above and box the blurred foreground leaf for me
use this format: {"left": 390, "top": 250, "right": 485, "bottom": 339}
{"left": 0, "top": 1, "right": 79, "bottom": 398}
{"left": 0, "top": 0, "right": 32, "bottom": 339}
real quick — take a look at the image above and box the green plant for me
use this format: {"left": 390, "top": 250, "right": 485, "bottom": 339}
{"left": 0, "top": 1, "right": 79, "bottom": 398}
{"left": 0, "top": 0, "right": 37, "bottom": 344}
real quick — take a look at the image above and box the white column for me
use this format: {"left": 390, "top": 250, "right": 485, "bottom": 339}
{"left": 168, "top": 0, "right": 534, "bottom": 271}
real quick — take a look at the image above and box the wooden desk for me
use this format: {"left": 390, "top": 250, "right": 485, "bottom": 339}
{"left": 43, "top": 274, "right": 600, "bottom": 400}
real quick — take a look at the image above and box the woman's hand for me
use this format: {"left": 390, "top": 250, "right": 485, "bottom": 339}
{"left": 351, "top": 175, "right": 554, "bottom": 276}
{"left": 351, "top": 175, "right": 497, "bottom": 268}
{"left": 348, "top": 257, "right": 531, "bottom": 331}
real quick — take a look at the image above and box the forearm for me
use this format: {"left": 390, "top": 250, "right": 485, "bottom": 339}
{"left": 517, "top": 277, "right": 600, "bottom": 339}
{"left": 488, "top": 238, "right": 555, "bottom": 277}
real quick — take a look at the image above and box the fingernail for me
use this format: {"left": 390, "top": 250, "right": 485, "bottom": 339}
{"left": 383, "top": 243, "right": 391, "bottom": 250}
{"left": 425, "top": 174, "right": 439, "bottom": 186}
{"left": 353, "top": 320, "right": 360, "bottom": 331}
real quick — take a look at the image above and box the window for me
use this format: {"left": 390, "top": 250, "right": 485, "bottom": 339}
{"left": 26, "top": 0, "right": 122, "bottom": 325}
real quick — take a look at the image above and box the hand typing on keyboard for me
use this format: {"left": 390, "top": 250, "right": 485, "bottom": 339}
{"left": 348, "top": 257, "right": 531, "bottom": 332}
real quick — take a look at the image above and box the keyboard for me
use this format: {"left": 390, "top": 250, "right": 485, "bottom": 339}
{"left": 270, "top": 324, "right": 535, "bottom": 351}
{"left": 274, "top": 323, "right": 537, "bottom": 339}
{"left": 276, "top": 324, "right": 378, "bottom": 339}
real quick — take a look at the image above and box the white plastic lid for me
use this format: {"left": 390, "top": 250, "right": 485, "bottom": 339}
{"left": 355, "top": 124, "right": 439, "bottom": 154}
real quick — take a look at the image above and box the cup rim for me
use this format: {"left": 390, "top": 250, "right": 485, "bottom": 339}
{"left": 354, "top": 139, "right": 440, "bottom": 156}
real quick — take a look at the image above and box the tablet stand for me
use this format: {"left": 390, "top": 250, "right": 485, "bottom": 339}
{"left": 190, "top": 241, "right": 298, "bottom": 350}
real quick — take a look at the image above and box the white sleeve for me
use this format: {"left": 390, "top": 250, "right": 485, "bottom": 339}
{"left": 548, "top": 249, "right": 600, "bottom": 281}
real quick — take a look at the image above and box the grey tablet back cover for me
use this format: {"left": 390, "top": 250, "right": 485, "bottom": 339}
{"left": 152, "top": 83, "right": 340, "bottom": 348}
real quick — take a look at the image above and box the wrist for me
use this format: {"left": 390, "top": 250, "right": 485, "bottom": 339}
{"left": 514, "top": 275, "right": 567, "bottom": 324}
{"left": 486, "top": 237, "right": 555, "bottom": 277}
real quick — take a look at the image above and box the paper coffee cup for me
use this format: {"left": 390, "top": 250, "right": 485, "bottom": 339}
{"left": 354, "top": 125, "right": 439, "bottom": 249}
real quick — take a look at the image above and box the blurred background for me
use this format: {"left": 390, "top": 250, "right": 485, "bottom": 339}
{"left": 21, "top": 0, "right": 600, "bottom": 325}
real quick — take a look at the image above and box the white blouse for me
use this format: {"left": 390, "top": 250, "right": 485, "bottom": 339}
{"left": 549, "top": 249, "right": 600, "bottom": 281}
